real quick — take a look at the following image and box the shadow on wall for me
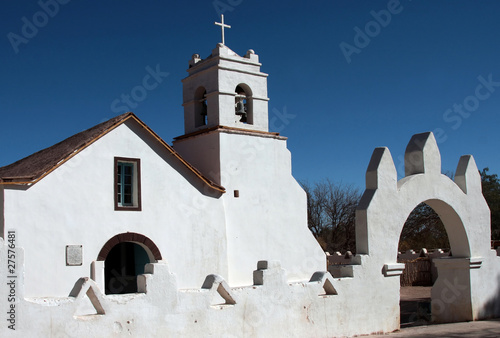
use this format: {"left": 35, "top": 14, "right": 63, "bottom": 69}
{"left": 480, "top": 275, "right": 500, "bottom": 319}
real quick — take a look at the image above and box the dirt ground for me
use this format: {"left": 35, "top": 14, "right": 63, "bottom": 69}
{"left": 386, "top": 287, "right": 500, "bottom": 336}
{"left": 381, "top": 319, "right": 500, "bottom": 337}
{"left": 400, "top": 286, "right": 431, "bottom": 301}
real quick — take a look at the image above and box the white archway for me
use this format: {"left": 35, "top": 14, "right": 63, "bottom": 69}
{"left": 355, "top": 132, "right": 495, "bottom": 323}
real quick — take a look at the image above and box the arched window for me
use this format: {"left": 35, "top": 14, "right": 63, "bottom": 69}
{"left": 194, "top": 86, "right": 208, "bottom": 127}
{"left": 234, "top": 84, "right": 253, "bottom": 124}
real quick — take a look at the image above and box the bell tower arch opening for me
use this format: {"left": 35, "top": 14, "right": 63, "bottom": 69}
{"left": 234, "top": 84, "right": 253, "bottom": 124}
{"left": 194, "top": 86, "right": 208, "bottom": 127}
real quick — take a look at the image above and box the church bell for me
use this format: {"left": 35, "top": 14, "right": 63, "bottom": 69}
{"left": 235, "top": 98, "right": 247, "bottom": 122}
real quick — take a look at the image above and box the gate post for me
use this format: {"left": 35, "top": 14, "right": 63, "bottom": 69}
{"left": 431, "top": 258, "right": 479, "bottom": 323}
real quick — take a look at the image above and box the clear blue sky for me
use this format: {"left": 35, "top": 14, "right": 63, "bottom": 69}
{"left": 1, "top": 1, "right": 499, "bottom": 189}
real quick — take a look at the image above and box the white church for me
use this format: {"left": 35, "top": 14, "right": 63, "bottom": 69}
{"left": 1, "top": 17, "right": 499, "bottom": 337}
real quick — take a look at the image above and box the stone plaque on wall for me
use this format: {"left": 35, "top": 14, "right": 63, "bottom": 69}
{"left": 66, "top": 245, "right": 83, "bottom": 266}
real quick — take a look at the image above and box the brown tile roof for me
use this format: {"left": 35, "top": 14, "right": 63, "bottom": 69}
{"left": 0, "top": 113, "right": 129, "bottom": 183}
{"left": 0, "top": 112, "right": 225, "bottom": 193}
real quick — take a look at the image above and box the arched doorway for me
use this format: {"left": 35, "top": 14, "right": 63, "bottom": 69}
{"left": 96, "top": 232, "right": 162, "bottom": 295}
{"left": 398, "top": 202, "right": 451, "bottom": 327}
{"left": 105, "top": 242, "right": 150, "bottom": 294}
{"left": 395, "top": 198, "right": 473, "bottom": 324}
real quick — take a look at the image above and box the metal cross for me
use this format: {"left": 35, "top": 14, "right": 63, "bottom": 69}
{"left": 215, "top": 15, "right": 231, "bottom": 45}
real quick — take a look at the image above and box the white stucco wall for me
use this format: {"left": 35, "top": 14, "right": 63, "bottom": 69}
{"left": 174, "top": 128, "right": 326, "bottom": 287}
{"left": 0, "top": 185, "right": 4, "bottom": 236}
{"left": 0, "top": 249, "right": 400, "bottom": 337}
{"left": 217, "top": 131, "right": 326, "bottom": 285}
{"left": 173, "top": 131, "right": 221, "bottom": 184}
{"left": 3, "top": 120, "right": 227, "bottom": 297}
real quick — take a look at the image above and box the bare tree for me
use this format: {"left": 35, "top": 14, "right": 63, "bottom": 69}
{"left": 399, "top": 202, "right": 449, "bottom": 252}
{"left": 301, "top": 179, "right": 361, "bottom": 253}
{"left": 398, "top": 171, "right": 455, "bottom": 252}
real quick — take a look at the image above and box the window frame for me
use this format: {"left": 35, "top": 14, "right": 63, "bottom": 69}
{"left": 114, "top": 157, "right": 142, "bottom": 211}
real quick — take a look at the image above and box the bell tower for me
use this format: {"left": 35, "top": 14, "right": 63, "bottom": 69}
{"left": 172, "top": 18, "right": 326, "bottom": 288}
{"left": 173, "top": 43, "right": 272, "bottom": 187}
{"left": 181, "top": 43, "right": 269, "bottom": 134}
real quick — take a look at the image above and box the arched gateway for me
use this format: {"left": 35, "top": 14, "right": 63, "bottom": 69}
{"left": 96, "top": 232, "right": 162, "bottom": 294}
{"left": 356, "top": 132, "right": 495, "bottom": 323}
